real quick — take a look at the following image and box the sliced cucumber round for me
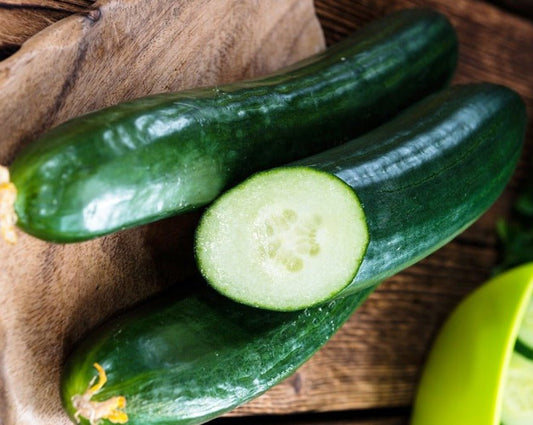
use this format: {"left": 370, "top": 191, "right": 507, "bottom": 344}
{"left": 516, "top": 297, "right": 533, "bottom": 359}
{"left": 500, "top": 296, "right": 533, "bottom": 425}
{"left": 501, "top": 352, "right": 533, "bottom": 425}
{"left": 194, "top": 166, "right": 368, "bottom": 311}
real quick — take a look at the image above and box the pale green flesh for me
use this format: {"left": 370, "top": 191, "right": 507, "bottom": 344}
{"left": 517, "top": 296, "right": 533, "bottom": 350}
{"left": 195, "top": 167, "right": 368, "bottom": 311}
{"left": 501, "top": 296, "right": 533, "bottom": 425}
{"left": 501, "top": 352, "right": 533, "bottom": 425}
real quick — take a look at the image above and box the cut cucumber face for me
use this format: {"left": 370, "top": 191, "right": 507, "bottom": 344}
{"left": 500, "top": 296, "right": 533, "bottom": 425}
{"left": 516, "top": 296, "right": 533, "bottom": 359}
{"left": 195, "top": 167, "right": 368, "bottom": 311}
{"left": 501, "top": 352, "right": 533, "bottom": 425}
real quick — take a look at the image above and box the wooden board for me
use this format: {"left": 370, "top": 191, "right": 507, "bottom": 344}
{"left": 0, "top": 1, "right": 324, "bottom": 424}
{"left": 227, "top": 0, "right": 533, "bottom": 420}
{"left": 215, "top": 413, "right": 409, "bottom": 425}
{"left": 0, "top": 0, "right": 93, "bottom": 59}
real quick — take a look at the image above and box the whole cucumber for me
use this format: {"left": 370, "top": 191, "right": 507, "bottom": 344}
{"left": 5, "top": 8, "right": 457, "bottom": 242}
{"left": 194, "top": 83, "right": 527, "bottom": 310}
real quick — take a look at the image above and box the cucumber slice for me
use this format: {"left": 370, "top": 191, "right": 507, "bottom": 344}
{"left": 516, "top": 296, "right": 533, "bottom": 359}
{"left": 500, "top": 352, "right": 533, "bottom": 425}
{"left": 195, "top": 166, "right": 368, "bottom": 311}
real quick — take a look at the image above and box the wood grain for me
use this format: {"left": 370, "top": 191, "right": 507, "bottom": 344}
{"left": 0, "top": 1, "right": 324, "bottom": 424}
{"left": 0, "top": 0, "right": 93, "bottom": 59}
{"left": 227, "top": 0, "right": 533, "bottom": 418}
{"left": 214, "top": 412, "right": 409, "bottom": 425}
{"left": 488, "top": 0, "right": 533, "bottom": 18}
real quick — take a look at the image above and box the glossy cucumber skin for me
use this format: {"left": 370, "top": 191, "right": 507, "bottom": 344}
{"left": 10, "top": 8, "right": 457, "bottom": 242}
{"left": 296, "top": 83, "right": 527, "bottom": 298}
{"left": 61, "top": 284, "right": 374, "bottom": 425}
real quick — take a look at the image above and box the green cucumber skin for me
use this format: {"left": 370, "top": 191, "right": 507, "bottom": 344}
{"left": 515, "top": 338, "right": 533, "bottom": 360}
{"left": 10, "top": 8, "right": 457, "bottom": 242}
{"left": 61, "top": 285, "right": 374, "bottom": 425}
{"left": 296, "top": 83, "right": 527, "bottom": 299}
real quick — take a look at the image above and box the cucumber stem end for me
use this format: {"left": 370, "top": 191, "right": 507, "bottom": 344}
{"left": 0, "top": 166, "right": 17, "bottom": 244}
{"left": 71, "top": 363, "right": 128, "bottom": 425}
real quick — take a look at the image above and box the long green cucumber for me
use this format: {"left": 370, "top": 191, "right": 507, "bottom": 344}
{"left": 2, "top": 8, "right": 457, "bottom": 243}
{"left": 61, "top": 83, "right": 526, "bottom": 424}
{"left": 61, "top": 285, "right": 373, "bottom": 425}
{"left": 195, "top": 83, "right": 527, "bottom": 310}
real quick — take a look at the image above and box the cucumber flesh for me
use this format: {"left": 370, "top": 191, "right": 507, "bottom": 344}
{"left": 516, "top": 296, "right": 533, "bottom": 359}
{"left": 500, "top": 296, "right": 533, "bottom": 425}
{"left": 195, "top": 167, "right": 368, "bottom": 311}
{"left": 500, "top": 352, "right": 533, "bottom": 425}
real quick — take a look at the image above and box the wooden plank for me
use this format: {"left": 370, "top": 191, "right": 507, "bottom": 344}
{"left": 0, "top": 2, "right": 324, "bottom": 424}
{"left": 487, "top": 0, "right": 533, "bottom": 18}
{"left": 228, "top": 0, "right": 533, "bottom": 417}
{"left": 0, "top": 1, "right": 94, "bottom": 59}
{"left": 215, "top": 412, "right": 409, "bottom": 425}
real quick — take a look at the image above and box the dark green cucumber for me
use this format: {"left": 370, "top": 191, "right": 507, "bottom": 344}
{"left": 6, "top": 8, "right": 457, "bottom": 242}
{"left": 61, "top": 285, "right": 374, "bottom": 425}
{"left": 195, "top": 83, "right": 527, "bottom": 310}
{"left": 61, "top": 83, "right": 526, "bottom": 424}
{"left": 298, "top": 82, "right": 526, "bottom": 299}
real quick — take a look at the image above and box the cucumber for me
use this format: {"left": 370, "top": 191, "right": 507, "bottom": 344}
{"left": 61, "top": 285, "right": 374, "bottom": 425}
{"left": 501, "top": 296, "right": 533, "bottom": 424}
{"left": 500, "top": 352, "right": 533, "bottom": 425}
{"left": 516, "top": 294, "right": 533, "bottom": 359}
{"left": 195, "top": 83, "right": 527, "bottom": 310}
{"left": 61, "top": 83, "right": 526, "bottom": 425}
{"left": 0, "top": 8, "right": 458, "bottom": 243}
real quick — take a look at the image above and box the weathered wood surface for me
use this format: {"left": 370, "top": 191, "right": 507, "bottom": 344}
{"left": 215, "top": 413, "right": 409, "bottom": 425}
{"left": 226, "top": 0, "right": 533, "bottom": 422}
{"left": 0, "top": 1, "right": 324, "bottom": 424}
{"left": 0, "top": 0, "right": 93, "bottom": 59}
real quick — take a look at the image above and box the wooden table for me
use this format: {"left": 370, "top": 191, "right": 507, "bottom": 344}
{"left": 221, "top": 1, "right": 533, "bottom": 423}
